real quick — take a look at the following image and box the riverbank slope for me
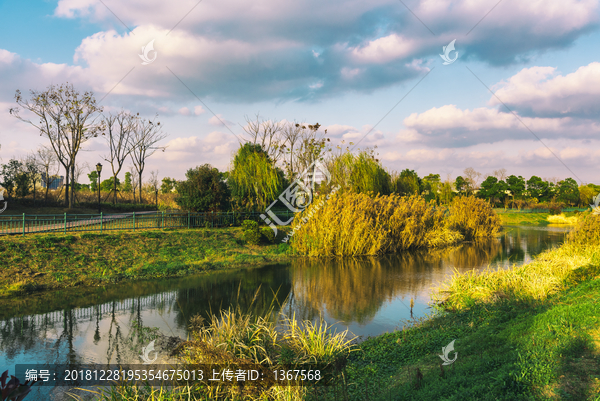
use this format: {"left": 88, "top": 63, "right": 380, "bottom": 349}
{"left": 0, "top": 228, "right": 289, "bottom": 297}
{"left": 344, "top": 214, "right": 600, "bottom": 400}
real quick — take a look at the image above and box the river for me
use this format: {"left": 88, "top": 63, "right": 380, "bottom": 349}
{"left": 0, "top": 225, "right": 570, "bottom": 400}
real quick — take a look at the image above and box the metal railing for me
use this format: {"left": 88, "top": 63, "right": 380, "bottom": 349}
{"left": 0, "top": 210, "right": 294, "bottom": 236}
{"left": 493, "top": 207, "right": 590, "bottom": 214}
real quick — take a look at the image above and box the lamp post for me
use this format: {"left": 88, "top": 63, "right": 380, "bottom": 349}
{"left": 96, "top": 163, "right": 102, "bottom": 214}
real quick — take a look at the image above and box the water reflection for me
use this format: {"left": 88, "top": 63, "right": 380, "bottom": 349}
{"left": 1, "top": 225, "right": 569, "bottom": 398}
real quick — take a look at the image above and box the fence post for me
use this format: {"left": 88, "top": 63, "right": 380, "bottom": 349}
{"left": 100, "top": 212, "right": 103, "bottom": 233}
{"left": 22, "top": 213, "right": 25, "bottom": 237}
{"left": 133, "top": 212, "right": 136, "bottom": 232}
{"left": 161, "top": 211, "right": 164, "bottom": 229}
{"left": 187, "top": 212, "right": 190, "bottom": 229}
{"left": 64, "top": 213, "right": 66, "bottom": 234}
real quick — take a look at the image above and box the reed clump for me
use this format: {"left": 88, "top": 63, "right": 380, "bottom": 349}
{"left": 290, "top": 192, "right": 464, "bottom": 256}
{"left": 446, "top": 196, "right": 502, "bottom": 240}
{"left": 433, "top": 214, "right": 600, "bottom": 310}
{"left": 175, "top": 308, "right": 355, "bottom": 400}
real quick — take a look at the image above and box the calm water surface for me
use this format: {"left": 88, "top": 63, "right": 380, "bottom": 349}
{"left": 0, "top": 225, "right": 569, "bottom": 399}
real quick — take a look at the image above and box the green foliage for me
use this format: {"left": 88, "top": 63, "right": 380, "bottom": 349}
{"left": 421, "top": 173, "right": 441, "bottom": 202}
{"left": 447, "top": 196, "right": 502, "bottom": 240}
{"left": 175, "top": 164, "right": 230, "bottom": 212}
{"left": 326, "top": 149, "right": 392, "bottom": 195}
{"left": 100, "top": 176, "right": 120, "bottom": 192}
{"left": 160, "top": 177, "right": 177, "bottom": 194}
{"left": 478, "top": 176, "right": 508, "bottom": 206}
{"left": 241, "top": 219, "right": 261, "bottom": 245}
{"left": 14, "top": 172, "right": 31, "bottom": 199}
{"left": 454, "top": 175, "right": 467, "bottom": 194}
{"left": 229, "top": 143, "right": 285, "bottom": 211}
{"left": 527, "top": 175, "right": 549, "bottom": 201}
{"left": 88, "top": 170, "right": 98, "bottom": 192}
{"left": 122, "top": 172, "right": 133, "bottom": 193}
{"left": 261, "top": 226, "right": 276, "bottom": 243}
{"left": 557, "top": 177, "right": 579, "bottom": 205}
{"left": 392, "top": 169, "right": 420, "bottom": 196}
{"left": 1, "top": 159, "right": 24, "bottom": 199}
{"left": 506, "top": 175, "right": 525, "bottom": 199}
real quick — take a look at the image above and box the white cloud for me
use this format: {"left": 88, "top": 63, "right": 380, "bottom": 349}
{"left": 208, "top": 114, "right": 233, "bottom": 127}
{"left": 491, "top": 62, "right": 600, "bottom": 117}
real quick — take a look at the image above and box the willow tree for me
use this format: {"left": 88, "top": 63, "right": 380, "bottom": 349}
{"left": 323, "top": 149, "right": 391, "bottom": 195}
{"left": 229, "top": 143, "right": 286, "bottom": 211}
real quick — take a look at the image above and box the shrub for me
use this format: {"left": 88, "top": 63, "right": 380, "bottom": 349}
{"left": 548, "top": 202, "right": 563, "bottom": 215}
{"left": 175, "top": 164, "right": 230, "bottom": 212}
{"left": 241, "top": 220, "right": 261, "bottom": 245}
{"left": 261, "top": 227, "right": 276, "bottom": 243}
{"left": 447, "top": 196, "right": 501, "bottom": 241}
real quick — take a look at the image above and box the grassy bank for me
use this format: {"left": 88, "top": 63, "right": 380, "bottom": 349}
{"left": 0, "top": 228, "right": 290, "bottom": 297}
{"left": 342, "top": 214, "right": 600, "bottom": 400}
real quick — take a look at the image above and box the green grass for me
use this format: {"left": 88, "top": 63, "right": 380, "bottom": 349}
{"left": 336, "top": 215, "right": 600, "bottom": 400}
{"left": 0, "top": 228, "right": 290, "bottom": 297}
{"left": 339, "top": 278, "right": 600, "bottom": 400}
{"left": 498, "top": 212, "right": 551, "bottom": 226}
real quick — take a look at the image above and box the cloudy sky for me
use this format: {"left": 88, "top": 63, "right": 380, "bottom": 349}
{"left": 1, "top": 0, "right": 599, "bottom": 183}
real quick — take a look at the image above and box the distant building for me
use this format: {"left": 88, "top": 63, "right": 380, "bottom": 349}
{"left": 41, "top": 173, "right": 64, "bottom": 189}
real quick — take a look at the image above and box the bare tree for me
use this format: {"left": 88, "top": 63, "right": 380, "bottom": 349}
{"left": 130, "top": 115, "right": 167, "bottom": 203}
{"left": 24, "top": 153, "right": 41, "bottom": 205}
{"left": 73, "top": 161, "right": 90, "bottom": 202}
{"left": 10, "top": 83, "right": 103, "bottom": 208}
{"left": 103, "top": 111, "right": 137, "bottom": 205}
{"left": 463, "top": 167, "right": 482, "bottom": 195}
{"left": 128, "top": 165, "right": 139, "bottom": 203}
{"left": 287, "top": 122, "right": 327, "bottom": 178}
{"left": 493, "top": 168, "right": 507, "bottom": 181}
{"left": 242, "top": 114, "right": 285, "bottom": 163}
{"left": 37, "top": 146, "right": 59, "bottom": 204}
{"left": 148, "top": 170, "right": 160, "bottom": 209}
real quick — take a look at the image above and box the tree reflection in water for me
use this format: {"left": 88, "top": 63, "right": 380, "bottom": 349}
{"left": 0, "top": 226, "right": 568, "bottom": 368}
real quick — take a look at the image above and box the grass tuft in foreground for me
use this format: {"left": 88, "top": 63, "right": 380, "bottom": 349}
{"left": 82, "top": 307, "right": 356, "bottom": 401}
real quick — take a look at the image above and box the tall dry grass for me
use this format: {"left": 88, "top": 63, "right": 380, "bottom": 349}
{"left": 290, "top": 192, "right": 464, "bottom": 256}
{"left": 446, "top": 196, "right": 502, "bottom": 240}
{"left": 434, "top": 213, "right": 600, "bottom": 309}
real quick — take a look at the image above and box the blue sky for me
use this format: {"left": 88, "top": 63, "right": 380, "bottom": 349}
{"left": 1, "top": 0, "right": 600, "bottom": 183}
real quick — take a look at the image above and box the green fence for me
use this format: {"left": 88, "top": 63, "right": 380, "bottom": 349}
{"left": 493, "top": 207, "right": 590, "bottom": 214}
{"left": 0, "top": 210, "right": 295, "bottom": 236}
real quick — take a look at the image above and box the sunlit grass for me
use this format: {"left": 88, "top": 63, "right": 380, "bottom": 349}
{"left": 433, "top": 214, "right": 600, "bottom": 309}
{"left": 547, "top": 213, "right": 579, "bottom": 224}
